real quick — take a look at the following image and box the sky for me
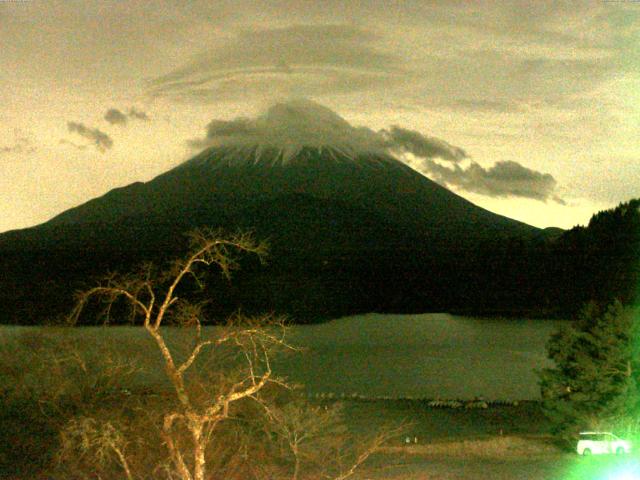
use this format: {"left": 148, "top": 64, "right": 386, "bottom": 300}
{"left": 1, "top": 0, "right": 639, "bottom": 233}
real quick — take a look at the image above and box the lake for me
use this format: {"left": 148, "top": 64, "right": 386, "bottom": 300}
{"left": 0, "top": 313, "right": 565, "bottom": 401}
{"left": 282, "top": 313, "right": 565, "bottom": 401}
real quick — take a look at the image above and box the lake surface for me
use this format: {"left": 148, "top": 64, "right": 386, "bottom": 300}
{"left": 0, "top": 313, "right": 565, "bottom": 401}
{"left": 280, "top": 313, "right": 565, "bottom": 401}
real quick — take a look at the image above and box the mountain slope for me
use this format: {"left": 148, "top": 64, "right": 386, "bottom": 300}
{"left": 44, "top": 146, "right": 537, "bottom": 243}
{"left": 0, "top": 145, "right": 544, "bottom": 324}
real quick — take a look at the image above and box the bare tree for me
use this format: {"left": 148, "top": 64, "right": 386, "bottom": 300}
{"left": 65, "top": 228, "right": 399, "bottom": 480}
{"left": 266, "top": 399, "right": 345, "bottom": 480}
{"left": 68, "top": 229, "right": 295, "bottom": 480}
{"left": 59, "top": 416, "right": 135, "bottom": 480}
{"left": 265, "top": 398, "right": 402, "bottom": 480}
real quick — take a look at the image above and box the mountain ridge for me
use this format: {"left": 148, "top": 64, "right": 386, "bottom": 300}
{"left": 42, "top": 146, "right": 537, "bottom": 237}
{"left": 0, "top": 145, "right": 549, "bottom": 324}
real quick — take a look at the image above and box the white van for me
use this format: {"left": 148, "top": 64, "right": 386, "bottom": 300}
{"left": 577, "top": 432, "right": 631, "bottom": 455}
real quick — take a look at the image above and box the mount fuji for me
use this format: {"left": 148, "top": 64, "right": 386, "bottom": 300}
{"left": 0, "top": 101, "right": 550, "bottom": 323}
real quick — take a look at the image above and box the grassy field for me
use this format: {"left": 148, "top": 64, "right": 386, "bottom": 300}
{"left": 4, "top": 389, "right": 636, "bottom": 480}
{"left": 344, "top": 399, "right": 640, "bottom": 480}
{"left": 0, "top": 391, "right": 565, "bottom": 479}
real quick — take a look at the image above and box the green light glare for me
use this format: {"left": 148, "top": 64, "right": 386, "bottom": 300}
{"left": 558, "top": 456, "right": 640, "bottom": 480}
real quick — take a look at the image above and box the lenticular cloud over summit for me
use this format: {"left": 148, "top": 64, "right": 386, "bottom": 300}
{"left": 189, "top": 99, "right": 562, "bottom": 202}
{"left": 189, "top": 99, "right": 384, "bottom": 161}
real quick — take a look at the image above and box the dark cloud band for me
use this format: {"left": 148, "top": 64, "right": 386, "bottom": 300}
{"left": 67, "top": 122, "right": 113, "bottom": 152}
{"left": 416, "top": 158, "right": 562, "bottom": 203}
{"left": 104, "top": 107, "right": 150, "bottom": 125}
{"left": 128, "top": 107, "right": 149, "bottom": 120}
{"left": 0, "top": 132, "right": 35, "bottom": 155}
{"left": 382, "top": 126, "right": 468, "bottom": 163}
{"left": 104, "top": 109, "right": 128, "bottom": 125}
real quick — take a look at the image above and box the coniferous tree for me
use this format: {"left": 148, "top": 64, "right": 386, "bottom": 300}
{"left": 539, "top": 300, "right": 640, "bottom": 443}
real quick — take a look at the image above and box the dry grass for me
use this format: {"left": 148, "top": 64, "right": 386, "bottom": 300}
{"left": 380, "top": 434, "right": 562, "bottom": 460}
{"left": 360, "top": 436, "right": 570, "bottom": 480}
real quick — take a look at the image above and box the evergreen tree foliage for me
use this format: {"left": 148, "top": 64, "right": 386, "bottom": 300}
{"left": 539, "top": 301, "right": 640, "bottom": 443}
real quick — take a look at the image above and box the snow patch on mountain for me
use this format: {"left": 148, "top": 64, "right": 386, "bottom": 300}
{"left": 183, "top": 144, "right": 403, "bottom": 171}
{"left": 189, "top": 99, "right": 386, "bottom": 164}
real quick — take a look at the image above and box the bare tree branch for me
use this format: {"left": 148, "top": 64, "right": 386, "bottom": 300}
{"left": 64, "top": 228, "right": 393, "bottom": 480}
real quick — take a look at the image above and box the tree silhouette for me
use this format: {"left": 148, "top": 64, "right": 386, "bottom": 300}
{"left": 539, "top": 300, "right": 640, "bottom": 443}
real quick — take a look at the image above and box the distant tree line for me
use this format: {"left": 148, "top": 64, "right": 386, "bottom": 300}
{"left": 536, "top": 198, "right": 639, "bottom": 317}
{"left": 229, "top": 197, "right": 640, "bottom": 321}
{"left": 0, "top": 198, "right": 638, "bottom": 324}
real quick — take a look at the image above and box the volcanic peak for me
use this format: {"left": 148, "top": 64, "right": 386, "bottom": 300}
{"left": 181, "top": 144, "right": 400, "bottom": 171}
{"left": 189, "top": 99, "right": 387, "bottom": 165}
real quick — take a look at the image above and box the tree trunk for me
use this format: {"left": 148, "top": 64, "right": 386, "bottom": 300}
{"left": 292, "top": 443, "right": 300, "bottom": 480}
{"left": 193, "top": 421, "right": 206, "bottom": 480}
{"left": 163, "top": 416, "right": 193, "bottom": 480}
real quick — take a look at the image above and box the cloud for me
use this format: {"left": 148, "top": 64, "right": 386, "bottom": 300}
{"left": 188, "top": 99, "right": 383, "bottom": 160}
{"left": 67, "top": 122, "right": 113, "bottom": 152}
{"left": 414, "top": 158, "right": 563, "bottom": 203}
{"left": 59, "top": 139, "right": 87, "bottom": 151}
{"left": 378, "top": 124, "right": 560, "bottom": 202}
{"left": 153, "top": 67, "right": 402, "bottom": 104}
{"left": 142, "top": 11, "right": 619, "bottom": 115}
{"left": 189, "top": 118, "right": 254, "bottom": 148}
{"left": 0, "top": 131, "right": 35, "bottom": 155}
{"left": 128, "top": 107, "right": 149, "bottom": 120}
{"left": 382, "top": 126, "right": 468, "bottom": 162}
{"left": 149, "top": 24, "right": 403, "bottom": 103}
{"left": 104, "top": 108, "right": 128, "bottom": 125}
{"left": 104, "top": 107, "right": 150, "bottom": 125}
{"left": 188, "top": 98, "right": 561, "bottom": 202}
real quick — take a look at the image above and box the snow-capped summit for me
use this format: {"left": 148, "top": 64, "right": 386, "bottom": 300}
{"left": 189, "top": 99, "right": 385, "bottom": 164}
{"left": 180, "top": 144, "right": 398, "bottom": 170}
